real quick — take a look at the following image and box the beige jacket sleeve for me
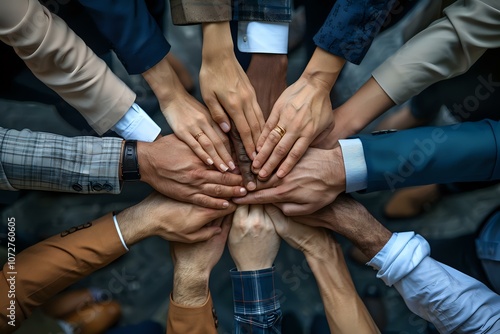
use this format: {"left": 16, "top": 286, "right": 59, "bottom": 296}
{"left": 170, "top": 0, "right": 231, "bottom": 25}
{"left": 372, "top": 0, "right": 500, "bottom": 105}
{"left": 0, "top": 0, "right": 136, "bottom": 135}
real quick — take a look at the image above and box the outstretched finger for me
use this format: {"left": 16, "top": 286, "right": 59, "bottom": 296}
{"left": 275, "top": 137, "right": 310, "bottom": 178}
{"left": 205, "top": 98, "right": 231, "bottom": 133}
{"left": 257, "top": 132, "right": 297, "bottom": 180}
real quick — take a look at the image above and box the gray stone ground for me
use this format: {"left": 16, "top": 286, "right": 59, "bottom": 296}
{"left": 1, "top": 2, "right": 500, "bottom": 333}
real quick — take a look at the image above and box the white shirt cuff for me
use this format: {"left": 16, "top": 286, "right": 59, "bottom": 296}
{"left": 338, "top": 139, "right": 368, "bottom": 193}
{"left": 237, "top": 21, "right": 289, "bottom": 54}
{"left": 111, "top": 103, "right": 161, "bottom": 142}
{"left": 113, "top": 214, "right": 129, "bottom": 252}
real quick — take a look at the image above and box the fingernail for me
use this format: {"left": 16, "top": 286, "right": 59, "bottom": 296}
{"left": 220, "top": 122, "right": 230, "bottom": 132}
{"left": 259, "top": 170, "right": 267, "bottom": 178}
{"left": 240, "top": 187, "right": 247, "bottom": 194}
{"left": 220, "top": 164, "right": 229, "bottom": 172}
{"left": 252, "top": 152, "right": 257, "bottom": 159}
{"left": 247, "top": 182, "right": 256, "bottom": 191}
{"left": 222, "top": 201, "right": 229, "bottom": 208}
{"left": 277, "top": 169, "right": 285, "bottom": 178}
{"left": 229, "top": 161, "right": 236, "bottom": 170}
{"left": 253, "top": 160, "right": 261, "bottom": 168}
{"left": 207, "top": 158, "right": 214, "bottom": 165}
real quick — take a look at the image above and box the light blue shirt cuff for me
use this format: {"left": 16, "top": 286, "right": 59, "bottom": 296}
{"left": 338, "top": 139, "right": 368, "bottom": 193}
{"left": 111, "top": 103, "right": 161, "bottom": 142}
{"left": 367, "top": 232, "right": 429, "bottom": 287}
{"left": 237, "top": 22, "right": 289, "bottom": 54}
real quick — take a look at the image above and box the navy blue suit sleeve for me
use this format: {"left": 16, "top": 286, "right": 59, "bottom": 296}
{"left": 234, "top": 0, "right": 292, "bottom": 22}
{"left": 314, "top": 0, "right": 397, "bottom": 64}
{"left": 78, "top": 0, "right": 171, "bottom": 74}
{"left": 357, "top": 120, "right": 500, "bottom": 192}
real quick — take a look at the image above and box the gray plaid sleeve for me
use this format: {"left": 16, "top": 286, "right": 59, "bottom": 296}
{"left": 0, "top": 127, "right": 123, "bottom": 194}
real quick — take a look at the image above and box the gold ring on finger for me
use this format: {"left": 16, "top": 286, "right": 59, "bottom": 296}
{"left": 273, "top": 125, "right": 286, "bottom": 138}
{"left": 194, "top": 132, "right": 205, "bottom": 141}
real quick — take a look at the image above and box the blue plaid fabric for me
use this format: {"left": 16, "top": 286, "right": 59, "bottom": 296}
{"left": 234, "top": 0, "right": 292, "bottom": 22}
{"left": 231, "top": 266, "right": 282, "bottom": 333}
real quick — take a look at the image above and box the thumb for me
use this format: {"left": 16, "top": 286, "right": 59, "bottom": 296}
{"left": 264, "top": 205, "right": 286, "bottom": 233}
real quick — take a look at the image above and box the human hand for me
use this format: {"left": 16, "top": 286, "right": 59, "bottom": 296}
{"left": 201, "top": 22, "right": 265, "bottom": 159}
{"left": 117, "top": 192, "right": 236, "bottom": 245}
{"left": 264, "top": 205, "right": 335, "bottom": 260}
{"left": 233, "top": 146, "right": 346, "bottom": 216}
{"left": 142, "top": 55, "right": 235, "bottom": 172}
{"left": 252, "top": 48, "right": 344, "bottom": 180}
{"left": 227, "top": 54, "right": 288, "bottom": 191}
{"left": 170, "top": 217, "right": 231, "bottom": 306}
{"left": 293, "top": 195, "right": 392, "bottom": 260}
{"left": 266, "top": 204, "right": 381, "bottom": 334}
{"left": 228, "top": 205, "right": 280, "bottom": 271}
{"left": 137, "top": 135, "right": 247, "bottom": 209}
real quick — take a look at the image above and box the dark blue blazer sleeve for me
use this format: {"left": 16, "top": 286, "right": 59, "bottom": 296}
{"left": 314, "top": 0, "right": 397, "bottom": 64}
{"left": 78, "top": 0, "right": 171, "bottom": 74}
{"left": 357, "top": 120, "right": 500, "bottom": 192}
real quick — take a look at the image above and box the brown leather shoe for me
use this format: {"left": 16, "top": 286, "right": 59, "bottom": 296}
{"left": 42, "top": 289, "right": 95, "bottom": 319}
{"left": 62, "top": 301, "right": 121, "bottom": 334}
{"left": 384, "top": 184, "right": 442, "bottom": 219}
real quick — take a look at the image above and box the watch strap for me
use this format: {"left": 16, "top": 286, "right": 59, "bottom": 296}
{"left": 121, "top": 140, "right": 141, "bottom": 181}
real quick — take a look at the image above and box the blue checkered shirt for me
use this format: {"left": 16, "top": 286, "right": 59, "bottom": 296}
{"left": 231, "top": 266, "right": 282, "bottom": 333}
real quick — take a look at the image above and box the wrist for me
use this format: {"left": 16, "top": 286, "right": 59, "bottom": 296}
{"left": 303, "top": 236, "right": 340, "bottom": 263}
{"left": 236, "top": 260, "right": 274, "bottom": 272}
{"left": 136, "top": 141, "right": 152, "bottom": 185}
{"left": 202, "top": 22, "right": 234, "bottom": 60}
{"left": 329, "top": 146, "right": 346, "bottom": 193}
{"left": 301, "top": 47, "right": 345, "bottom": 91}
{"left": 173, "top": 268, "right": 210, "bottom": 306}
{"left": 115, "top": 206, "right": 152, "bottom": 246}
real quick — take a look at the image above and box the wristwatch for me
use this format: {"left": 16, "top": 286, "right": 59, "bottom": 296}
{"left": 121, "top": 140, "right": 141, "bottom": 181}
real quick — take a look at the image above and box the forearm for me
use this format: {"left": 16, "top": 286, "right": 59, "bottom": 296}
{"left": 359, "top": 120, "right": 500, "bottom": 192}
{"left": 235, "top": 0, "right": 291, "bottom": 22}
{"left": 142, "top": 55, "right": 186, "bottom": 109}
{"left": 305, "top": 245, "right": 379, "bottom": 333}
{"left": 333, "top": 77, "right": 395, "bottom": 139}
{"left": 372, "top": 0, "right": 500, "bottom": 105}
{"left": 0, "top": 0, "right": 135, "bottom": 135}
{"left": 202, "top": 21, "right": 234, "bottom": 60}
{"left": 79, "top": 0, "right": 170, "bottom": 74}
{"left": 0, "top": 214, "right": 127, "bottom": 332}
{"left": 167, "top": 268, "right": 217, "bottom": 334}
{"left": 172, "top": 269, "right": 210, "bottom": 307}
{"left": 301, "top": 47, "right": 345, "bottom": 92}
{"left": 369, "top": 232, "right": 500, "bottom": 333}
{"left": 313, "top": 0, "right": 397, "bottom": 64}
{"left": 0, "top": 128, "right": 122, "bottom": 194}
